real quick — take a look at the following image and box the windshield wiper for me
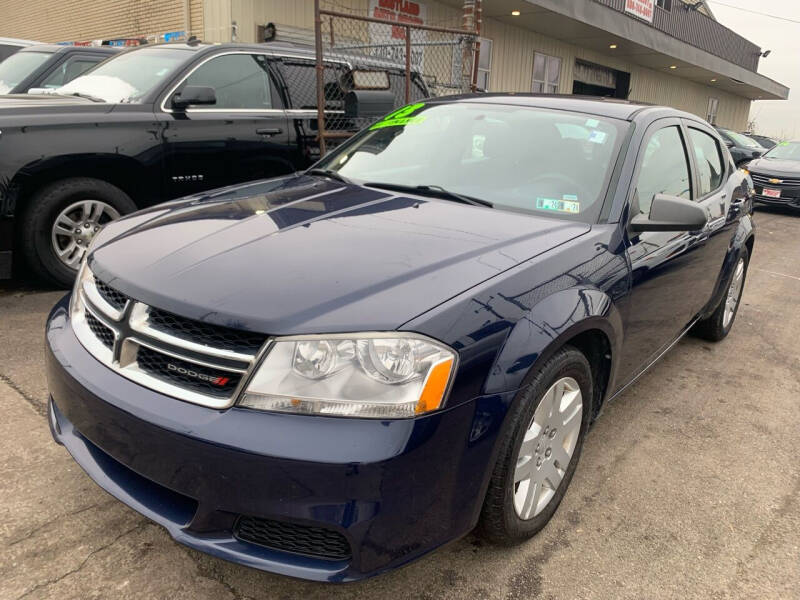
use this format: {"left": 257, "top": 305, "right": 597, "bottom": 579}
{"left": 63, "top": 91, "right": 105, "bottom": 103}
{"left": 364, "top": 182, "right": 493, "bottom": 208}
{"left": 306, "top": 168, "right": 353, "bottom": 185}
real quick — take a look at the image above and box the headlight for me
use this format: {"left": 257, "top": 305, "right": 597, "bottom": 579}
{"left": 239, "top": 334, "right": 457, "bottom": 418}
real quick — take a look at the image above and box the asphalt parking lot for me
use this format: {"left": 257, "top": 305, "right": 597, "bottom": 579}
{"left": 1, "top": 206, "right": 798, "bottom": 600}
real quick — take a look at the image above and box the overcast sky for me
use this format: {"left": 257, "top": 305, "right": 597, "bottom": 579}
{"left": 707, "top": 0, "right": 800, "bottom": 139}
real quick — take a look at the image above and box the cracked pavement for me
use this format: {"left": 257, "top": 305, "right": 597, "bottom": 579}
{"left": 1, "top": 207, "right": 798, "bottom": 599}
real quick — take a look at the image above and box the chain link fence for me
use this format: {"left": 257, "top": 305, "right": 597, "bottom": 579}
{"left": 311, "top": 2, "right": 477, "bottom": 155}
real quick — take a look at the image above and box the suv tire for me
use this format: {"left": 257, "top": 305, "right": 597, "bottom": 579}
{"left": 20, "top": 178, "right": 136, "bottom": 288}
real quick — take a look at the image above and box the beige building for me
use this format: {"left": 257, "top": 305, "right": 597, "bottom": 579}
{"left": 0, "top": 0, "right": 788, "bottom": 130}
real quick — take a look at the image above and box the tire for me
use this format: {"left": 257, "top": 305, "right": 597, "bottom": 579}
{"left": 19, "top": 178, "right": 136, "bottom": 288}
{"left": 693, "top": 246, "right": 750, "bottom": 342}
{"left": 478, "top": 346, "right": 593, "bottom": 544}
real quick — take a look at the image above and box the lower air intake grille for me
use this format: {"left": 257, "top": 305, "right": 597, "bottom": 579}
{"left": 135, "top": 346, "right": 241, "bottom": 398}
{"left": 234, "top": 516, "right": 352, "bottom": 561}
{"left": 86, "top": 313, "right": 114, "bottom": 349}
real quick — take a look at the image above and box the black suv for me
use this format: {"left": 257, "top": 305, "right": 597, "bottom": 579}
{"left": 0, "top": 44, "right": 119, "bottom": 95}
{"left": 0, "top": 41, "right": 429, "bottom": 286}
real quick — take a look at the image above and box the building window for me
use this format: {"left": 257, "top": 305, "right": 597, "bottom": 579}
{"left": 656, "top": 0, "right": 672, "bottom": 11}
{"left": 476, "top": 38, "right": 492, "bottom": 90}
{"left": 532, "top": 52, "right": 561, "bottom": 94}
{"left": 707, "top": 97, "right": 719, "bottom": 125}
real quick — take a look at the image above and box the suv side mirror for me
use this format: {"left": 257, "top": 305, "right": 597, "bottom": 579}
{"left": 630, "top": 194, "right": 708, "bottom": 233}
{"left": 172, "top": 85, "right": 216, "bottom": 109}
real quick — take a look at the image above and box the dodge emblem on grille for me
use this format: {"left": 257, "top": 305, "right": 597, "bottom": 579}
{"left": 166, "top": 363, "right": 230, "bottom": 386}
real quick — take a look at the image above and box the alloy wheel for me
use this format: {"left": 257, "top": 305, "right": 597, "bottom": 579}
{"left": 51, "top": 200, "right": 120, "bottom": 269}
{"left": 513, "top": 377, "right": 583, "bottom": 520}
{"left": 723, "top": 257, "right": 745, "bottom": 328}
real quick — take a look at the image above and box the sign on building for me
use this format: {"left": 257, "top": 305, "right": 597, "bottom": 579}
{"left": 624, "top": 0, "right": 655, "bottom": 23}
{"left": 368, "top": 0, "right": 427, "bottom": 70}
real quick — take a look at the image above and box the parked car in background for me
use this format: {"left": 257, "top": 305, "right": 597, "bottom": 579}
{"left": 46, "top": 95, "right": 754, "bottom": 582}
{"left": 746, "top": 140, "right": 800, "bottom": 209}
{"left": 0, "top": 44, "right": 119, "bottom": 94}
{"left": 0, "top": 37, "right": 40, "bottom": 63}
{"left": 743, "top": 133, "right": 777, "bottom": 149}
{"left": 715, "top": 127, "right": 766, "bottom": 167}
{"left": 0, "top": 41, "right": 429, "bottom": 286}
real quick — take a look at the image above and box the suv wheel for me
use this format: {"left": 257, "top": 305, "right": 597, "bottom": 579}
{"left": 20, "top": 178, "right": 136, "bottom": 288}
{"left": 479, "top": 346, "right": 592, "bottom": 543}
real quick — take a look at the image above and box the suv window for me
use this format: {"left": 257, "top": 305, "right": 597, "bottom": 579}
{"left": 40, "top": 56, "right": 103, "bottom": 88}
{"left": 183, "top": 53, "right": 273, "bottom": 109}
{"left": 636, "top": 126, "right": 692, "bottom": 214}
{"left": 688, "top": 128, "right": 724, "bottom": 196}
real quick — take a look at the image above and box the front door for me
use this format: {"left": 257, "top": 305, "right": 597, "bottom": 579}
{"left": 618, "top": 119, "right": 703, "bottom": 381}
{"left": 158, "top": 52, "right": 293, "bottom": 199}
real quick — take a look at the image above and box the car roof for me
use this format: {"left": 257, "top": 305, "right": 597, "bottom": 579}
{"left": 0, "top": 37, "right": 42, "bottom": 47}
{"left": 116, "top": 41, "right": 422, "bottom": 71}
{"left": 19, "top": 44, "right": 120, "bottom": 54}
{"left": 426, "top": 93, "right": 699, "bottom": 122}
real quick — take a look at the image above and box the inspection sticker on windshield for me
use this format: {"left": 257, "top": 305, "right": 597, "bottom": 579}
{"left": 370, "top": 102, "right": 427, "bottom": 130}
{"left": 588, "top": 130, "right": 607, "bottom": 144}
{"left": 536, "top": 197, "right": 580, "bottom": 214}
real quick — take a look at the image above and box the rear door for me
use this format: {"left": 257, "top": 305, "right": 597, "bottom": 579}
{"left": 682, "top": 122, "right": 738, "bottom": 317}
{"left": 158, "top": 51, "right": 293, "bottom": 198}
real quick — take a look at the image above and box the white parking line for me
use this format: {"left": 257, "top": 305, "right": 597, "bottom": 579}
{"left": 753, "top": 267, "right": 800, "bottom": 282}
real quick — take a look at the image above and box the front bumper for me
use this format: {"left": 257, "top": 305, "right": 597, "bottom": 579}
{"left": 45, "top": 298, "right": 513, "bottom": 581}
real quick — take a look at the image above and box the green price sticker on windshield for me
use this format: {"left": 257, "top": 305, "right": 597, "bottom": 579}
{"left": 370, "top": 102, "right": 427, "bottom": 130}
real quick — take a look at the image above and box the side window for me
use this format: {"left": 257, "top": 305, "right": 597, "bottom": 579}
{"left": 183, "top": 54, "right": 272, "bottom": 109}
{"left": 688, "top": 128, "right": 724, "bottom": 196}
{"left": 278, "top": 59, "right": 349, "bottom": 109}
{"left": 40, "top": 56, "right": 102, "bottom": 88}
{"left": 635, "top": 126, "right": 692, "bottom": 215}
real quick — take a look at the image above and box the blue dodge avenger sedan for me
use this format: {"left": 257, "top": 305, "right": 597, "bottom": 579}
{"left": 46, "top": 95, "right": 754, "bottom": 581}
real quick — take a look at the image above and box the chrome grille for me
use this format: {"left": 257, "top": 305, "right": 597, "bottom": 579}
{"left": 94, "top": 279, "right": 128, "bottom": 311}
{"left": 71, "top": 267, "right": 268, "bottom": 409}
{"left": 750, "top": 173, "right": 800, "bottom": 188}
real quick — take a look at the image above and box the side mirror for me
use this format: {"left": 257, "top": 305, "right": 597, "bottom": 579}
{"left": 724, "top": 139, "right": 734, "bottom": 148}
{"left": 171, "top": 85, "right": 216, "bottom": 109}
{"left": 630, "top": 194, "right": 708, "bottom": 233}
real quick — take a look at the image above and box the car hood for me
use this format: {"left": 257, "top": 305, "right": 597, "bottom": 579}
{"left": 747, "top": 157, "right": 800, "bottom": 177}
{"left": 0, "top": 93, "right": 99, "bottom": 107}
{"left": 89, "top": 175, "right": 591, "bottom": 335}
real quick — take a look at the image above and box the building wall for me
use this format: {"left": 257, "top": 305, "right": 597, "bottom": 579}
{"left": 482, "top": 17, "right": 751, "bottom": 129}
{"left": 0, "top": 0, "right": 203, "bottom": 43}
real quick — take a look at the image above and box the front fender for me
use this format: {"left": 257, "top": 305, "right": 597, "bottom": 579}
{"left": 484, "top": 286, "right": 623, "bottom": 397}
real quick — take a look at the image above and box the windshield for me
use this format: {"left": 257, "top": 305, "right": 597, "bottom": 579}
{"left": 0, "top": 51, "right": 53, "bottom": 93}
{"left": 56, "top": 48, "right": 188, "bottom": 103}
{"left": 316, "top": 102, "right": 625, "bottom": 222}
{"left": 721, "top": 129, "right": 763, "bottom": 149}
{"left": 764, "top": 141, "right": 800, "bottom": 161}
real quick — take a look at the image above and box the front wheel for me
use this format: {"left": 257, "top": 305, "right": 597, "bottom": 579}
{"left": 693, "top": 247, "right": 750, "bottom": 342}
{"left": 478, "top": 346, "right": 592, "bottom": 543}
{"left": 19, "top": 178, "right": 136, "bottom": 288}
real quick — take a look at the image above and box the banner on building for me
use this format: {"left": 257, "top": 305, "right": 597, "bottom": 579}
{"left": 624, "top": 0, "right": 655, "bottom": 23}
{"left": 368, "top": 0, "right": 427, "bottom": 70}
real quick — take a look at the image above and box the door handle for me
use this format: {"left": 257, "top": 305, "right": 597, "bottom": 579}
{"left": 256, "top": 127, "right": 283, "bottom": 136}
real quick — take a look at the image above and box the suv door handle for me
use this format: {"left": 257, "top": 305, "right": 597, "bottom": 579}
{"left": 256, "top": 127, "right": 283, "bottom": 136}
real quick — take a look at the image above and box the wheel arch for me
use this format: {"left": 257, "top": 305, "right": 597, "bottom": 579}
{"left": 484, "top": 286, "right": 623, "bottom": 418}
{"left": 10, "top": 154, "right": 153, "bottom": 218}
